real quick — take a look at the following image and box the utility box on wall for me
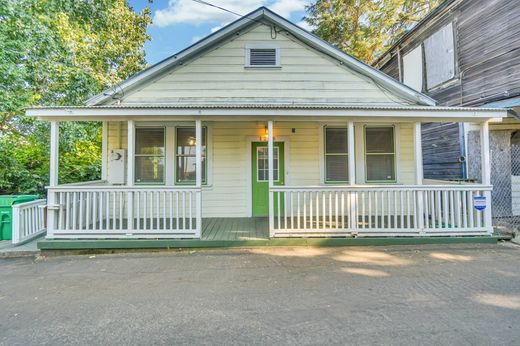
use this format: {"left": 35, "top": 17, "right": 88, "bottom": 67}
{"left": 108, "top": 149, "right": 126, "bottom": 185}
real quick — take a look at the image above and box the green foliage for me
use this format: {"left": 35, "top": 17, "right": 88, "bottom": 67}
{"left": 0, "top": 0, "right": 152, "bottom": 194}
{"left": 305, "top": 0, "right": 441, "bottom": 64}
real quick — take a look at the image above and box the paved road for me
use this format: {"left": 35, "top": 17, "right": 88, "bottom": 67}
{"left": 1, "top": 243, "right": 519, "bottom": 345}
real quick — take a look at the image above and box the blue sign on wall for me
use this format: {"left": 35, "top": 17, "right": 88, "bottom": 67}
{"left": 474, "top": 196, "right": 486, "bottom": 211}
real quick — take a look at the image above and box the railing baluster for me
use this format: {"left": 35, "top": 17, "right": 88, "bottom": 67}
{"left": 176, "top": 191, "right": 179, "bottom": 231}
{"left": 297, "top": 191, "right": 301, "bottom": 230}
{"left": 169, "top": 191, "right": 174, "bottom": 231}
{"left": 449, "top": 191, "right": 455, "bottom": 228}
{"left": 189, "top": 191, "right": 193, "bottom": 231}
{"left": 341, "top": 192, "right": 345, "bottom": 229}
{"left": 182, "top": 191, "right": 186, "bottom": 230}
{"left": 163, "top": 191, "right": 167, "bottom": 230}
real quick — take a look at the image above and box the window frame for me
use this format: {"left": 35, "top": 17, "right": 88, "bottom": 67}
{"left": 134, "top": 126, "right": 166, "bottom": 185}
{"left": 245, "top": 44, "right": 281, "bottom": 68}
{"left": 174, "top": 126, "right": 208, "bottom": 186}
{"left": 323, "top": 126, "right": 349, "bottom": 184}
{"left": 363, "top": 125, "right": 397, "bottom": 184}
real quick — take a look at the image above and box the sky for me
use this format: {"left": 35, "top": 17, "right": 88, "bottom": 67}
{"left": 128, "top": 0, "right": 312, "bottom": 65}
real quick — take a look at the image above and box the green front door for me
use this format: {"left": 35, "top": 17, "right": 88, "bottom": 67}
{"left": 252, "top": 142, "right": 284, "bottom": 217}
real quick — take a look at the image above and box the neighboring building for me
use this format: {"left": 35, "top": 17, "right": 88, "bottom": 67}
{"left": 375, "top": 0, "right": 520, "bottom": 222}
{"left": 27, "top": 7, "right": 504, "bottom": 247}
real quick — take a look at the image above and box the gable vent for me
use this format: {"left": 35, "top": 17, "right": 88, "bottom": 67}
{"left": 249, "top": 48, "right": 278, "bottom": 66}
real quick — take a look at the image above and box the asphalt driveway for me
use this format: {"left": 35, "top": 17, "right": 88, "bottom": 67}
{"left": 1, "top": 243, "right": 519, "bottom": 345}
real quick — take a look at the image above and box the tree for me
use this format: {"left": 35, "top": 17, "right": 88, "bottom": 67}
{"left": 0, "top": 0, "right": 152, "bottom": 193}
{"left": 305, "top": 0, "right": 441, "bottom": 64}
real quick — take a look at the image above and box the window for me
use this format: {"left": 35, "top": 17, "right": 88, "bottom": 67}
{"left": 365, "top": 126, "right": 396, "bottom": 182}
{"left": 135, "top": 128, "right": 165, "bottom": 184}
{"left": 402, "top": 45, "right": 423, "bottom": 91}
{"left": 324, "top": 127, "right": 349, "bottom": 182}
{"left": 176, "top": 127, "right": 207, "bottom": 184}
{"left": 424, "top": 22, "right": 456, "bottom": 89}
{"left": 257, "top": 147, "right": 279, "bottom": 181}
{"left": 245, "top": 45, "right": 280, "bottom": 67}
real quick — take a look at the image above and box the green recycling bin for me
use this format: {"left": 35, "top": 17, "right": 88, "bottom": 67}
{"left": 0, "top": 195, "right": 40, "bottom": 241}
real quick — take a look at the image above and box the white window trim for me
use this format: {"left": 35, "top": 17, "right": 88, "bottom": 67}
{"left": 245, "top": 44, "right": 281, "bottom": 68}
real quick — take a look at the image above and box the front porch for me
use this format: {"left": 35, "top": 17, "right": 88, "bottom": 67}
{"left": 29, "top": 106, "right": 504, "bottom": 242}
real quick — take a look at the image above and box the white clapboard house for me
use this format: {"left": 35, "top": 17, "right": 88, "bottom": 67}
{"left": 27, "top": 7, "right": 505, "bottom": 243}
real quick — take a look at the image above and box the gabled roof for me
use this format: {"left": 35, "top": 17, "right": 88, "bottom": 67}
{"left": 87, "top": 6, "right": 436, "bottom": 106}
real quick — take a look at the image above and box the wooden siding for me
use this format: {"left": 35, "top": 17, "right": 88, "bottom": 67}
{"left": 105, "top": 121, "right": 417, "bottom": 218}
{"left": 378, "top": 0, "right": 520, "bottom": 180}
{"left": 121, "top": 24, "right": 408, "bottom": 105}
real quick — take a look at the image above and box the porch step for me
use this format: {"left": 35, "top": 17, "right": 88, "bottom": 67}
{"left": 37, "top": 236, "right": 499, "bottom": 252}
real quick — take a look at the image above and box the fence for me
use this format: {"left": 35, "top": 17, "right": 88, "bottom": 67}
{"left": 12, "top": 199, "right": 47, "bottom": 245}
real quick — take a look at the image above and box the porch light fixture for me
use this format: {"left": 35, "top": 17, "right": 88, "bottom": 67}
{"left": 260, "top": 126, "right": 269, "bottom": 141}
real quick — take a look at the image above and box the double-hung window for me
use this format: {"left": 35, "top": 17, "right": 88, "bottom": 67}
{"left": 324, "top": 127, "right": 349, "bottom": 182}
{"left": 176, "top": 127, "right": 207, "bottom": 184}
{"left": 365, "top": 126, "right": 396, "bottom": 183}
{"left": 135, "top": 127, "right": 165, "bottom": 184}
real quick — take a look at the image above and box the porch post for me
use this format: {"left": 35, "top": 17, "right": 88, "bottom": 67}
{"left": 47, "top": 121, "right": 59, "bottom": 236}
{"left": 348, "top": 121, "right": 355, "bottom": 185}
{"left": 480, "top": 120, "right": 493, "bottom": 233}
{"left": 414, "top": 122, "right": 425, "bottom": 233}
{"left": 49, "top": 121, "right": 59, "bottom": 187}
{"left": 127, "top": 120, "right": 134, "bottom": 230}
{"left": 195, "top": 119, "right": 202, "bottom": 238}
{"left": 268, "top": 120, "right": 274, "bottom": 237}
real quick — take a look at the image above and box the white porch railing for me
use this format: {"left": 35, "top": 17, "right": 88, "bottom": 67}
{"left": 47, "top": 186, "right": 201, "bottom": 239}
{"left": 12, "top": 199, "right": 47, "bottom": 244}
{"left": 270, "top": 185, "right": 493, "bottom": 237}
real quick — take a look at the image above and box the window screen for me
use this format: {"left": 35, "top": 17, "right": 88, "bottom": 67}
{"left": 176, "top": 127, "right": 207, "bottom": 184}
{"left": 365, "top": 127, "right": 396, "bottom": 182}
{"left": 135, "top": 128, "right": 165, "bottom": 183}
{"left": 249, "top": 48, "right": 277, "bottom": 66}
{"left": 324, "top": 127, "right": 349, "bottom": 182}
{"left": 424, "top": 22, "right": 455, "bottom": 89}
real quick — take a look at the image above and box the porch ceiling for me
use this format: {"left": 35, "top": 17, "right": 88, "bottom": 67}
{"left": 26, "top": 103, "right": 506, "bottom": 123}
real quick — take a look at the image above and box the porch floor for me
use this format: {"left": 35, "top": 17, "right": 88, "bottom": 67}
{"left": 202, "top": 217, "right": 268, "bottom": 241}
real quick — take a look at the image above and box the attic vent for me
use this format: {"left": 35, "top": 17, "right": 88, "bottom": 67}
{"left": 246, "top": 45, "right": 280, "bottom": 67}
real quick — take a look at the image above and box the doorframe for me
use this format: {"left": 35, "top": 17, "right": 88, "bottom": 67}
{"left": 246, "top": 136, "right": 290, "bottom": 217}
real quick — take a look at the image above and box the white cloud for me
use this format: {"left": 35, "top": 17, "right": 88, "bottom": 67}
{"left": 296, "top": 19, "right": 313, "bottom": 32}
{"left": 154, "top": 0, "right": 309, "bottom": 28}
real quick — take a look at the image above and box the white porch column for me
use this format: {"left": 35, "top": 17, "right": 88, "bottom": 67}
{"left": 49, "top": 121, "right": 59, "bottom": 187}
{"left": 127, "top": 120, "right": 135, "bottom": 186}
{"left": 348, "top": 121, "right": 356, "bottom": 185}
{"left": 195, "top": 120, "right": 202, "bottom": 237}
{"left": 101, "top": 121, "right": 108, "bottom": 181}
{"left": 127, "top": 120, "right": 135, "bottom": 230}
{"left": 47, "top": 121, "right": 59, "bottom": 236}
{"left": 268, "top": 120, "right": 274, "bottom": 237}
{"left": 414, "top": 122, "right": 425, "bottom": 233}
{"left": 480, "top": 120, "right": 493, "bottom": 232}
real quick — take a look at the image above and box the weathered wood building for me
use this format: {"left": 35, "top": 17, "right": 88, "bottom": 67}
{"left": 375, "top": 0, "right": 520, "bottom": 220}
